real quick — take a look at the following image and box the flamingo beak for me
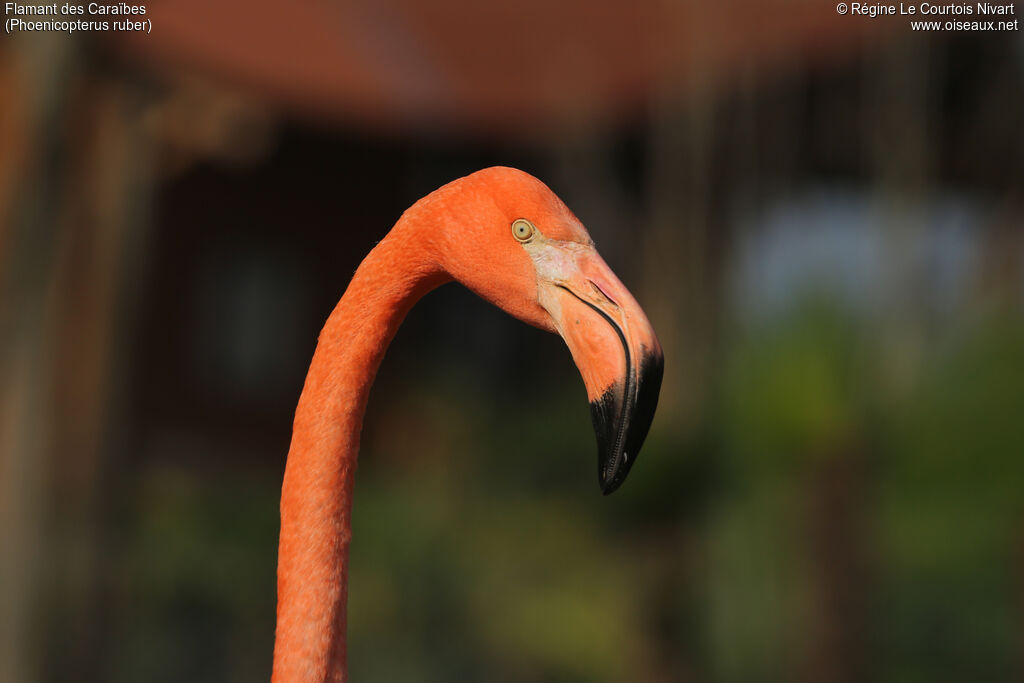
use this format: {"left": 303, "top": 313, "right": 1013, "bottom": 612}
{"left": 539, "top": 250, "right": 664, "bottom": 494}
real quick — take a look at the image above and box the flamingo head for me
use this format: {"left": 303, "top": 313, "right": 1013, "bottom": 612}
{"left": 427, "top": 167, "right": 664, "bottom": 494}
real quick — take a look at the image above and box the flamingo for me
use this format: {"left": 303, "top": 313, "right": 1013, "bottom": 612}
{"left": 272, "top": 167, "right": 663, "bottom": 682}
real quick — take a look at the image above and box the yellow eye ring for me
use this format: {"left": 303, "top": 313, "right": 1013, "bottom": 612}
{"left": 512, "top": 218, "right": 536, "bottom": 242}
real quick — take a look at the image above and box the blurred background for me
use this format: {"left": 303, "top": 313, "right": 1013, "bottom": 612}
{"left": 2, "top": 2, "right": 1023, "bottom": 681}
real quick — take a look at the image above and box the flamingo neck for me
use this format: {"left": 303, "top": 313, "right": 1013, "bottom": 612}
{"left": 272, "top": 223, "right": 446, "bottom": 682}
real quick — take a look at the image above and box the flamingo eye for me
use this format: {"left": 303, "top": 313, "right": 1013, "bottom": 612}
{"left": 512, "top": 218, "right": 536, "bottom": 242}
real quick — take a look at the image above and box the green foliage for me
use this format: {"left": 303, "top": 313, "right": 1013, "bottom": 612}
{"left": 107, "top": 308, "right": 1024, "bottom": 683}
{"left": 872, "top": 317, "right": 1024, "bottom": 681}
{"left": 720, "top": 302, "right": 867, "bottom": 473}
{"left": 114, "top": 462, "right": 279, "bottom": 683}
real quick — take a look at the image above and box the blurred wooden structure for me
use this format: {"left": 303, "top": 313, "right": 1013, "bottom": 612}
{"left": 113, "top": 0, "right": 885, "bottom": 135}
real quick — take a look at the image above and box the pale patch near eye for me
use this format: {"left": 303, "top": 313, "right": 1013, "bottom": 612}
{"left": 526, "top": 240, "right": 588, "bottom": 285}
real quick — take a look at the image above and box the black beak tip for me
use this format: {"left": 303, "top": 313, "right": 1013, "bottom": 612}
{"left": 590, "top": 351, "right": 664, "bottom": 496}
{"left": 599, "top": 460, "right": 628, "bottom": 495}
